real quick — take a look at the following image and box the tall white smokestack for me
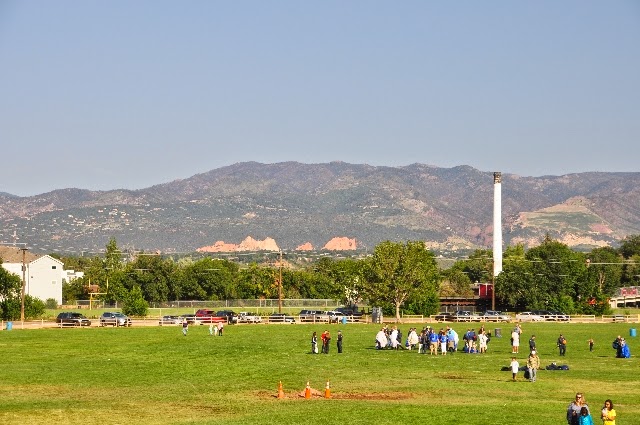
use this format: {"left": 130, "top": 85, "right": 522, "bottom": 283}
{"left": 493, "top": 172, "right": 503, "bottom": 278}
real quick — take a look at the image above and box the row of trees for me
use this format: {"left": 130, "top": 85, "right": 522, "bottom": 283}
{"left": 2, "top": 235, "right": 639, "bottom": 320}
{"left": 57, "top": 239, "right": 441, "bottom": 319}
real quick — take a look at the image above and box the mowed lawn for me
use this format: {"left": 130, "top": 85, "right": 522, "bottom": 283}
{"left": 0, "top": 321, "right": 638, "bottom": 425}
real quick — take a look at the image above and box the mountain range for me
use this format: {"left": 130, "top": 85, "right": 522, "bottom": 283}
{"left": 1, "top": 162, "right": 639, "bottom": 255}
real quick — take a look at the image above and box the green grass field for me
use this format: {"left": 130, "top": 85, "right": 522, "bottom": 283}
{"left": 0, "top": 322, "right": 638, "bottom": 425}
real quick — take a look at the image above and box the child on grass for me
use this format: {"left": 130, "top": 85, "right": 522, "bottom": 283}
{"left": 578, "top": 406, "right": 594, "bottom": 425}
{"left": 510, "top": 357, "right": 519, "bottom": 381}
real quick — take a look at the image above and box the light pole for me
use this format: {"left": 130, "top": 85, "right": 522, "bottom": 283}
{"left": 20, "top": 247, "right": 27, "bottom": 322}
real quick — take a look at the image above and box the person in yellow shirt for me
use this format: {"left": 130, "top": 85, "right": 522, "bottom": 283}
{"left": 601, "top": 399, "right": 616, "bottom": 425}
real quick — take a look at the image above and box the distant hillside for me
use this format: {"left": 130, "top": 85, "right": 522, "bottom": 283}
{"left": 1, "top": 162, "right": 638, "bottom": 254}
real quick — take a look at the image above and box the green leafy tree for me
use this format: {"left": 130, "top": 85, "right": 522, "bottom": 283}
{"left": 585, "top": 247, "right": 623, "bottom": 298}
{"left": 439, "top": 269, "right": 473, "bottom": 298}
{"left": 121, "top": 286, "right": 149, "bottom": 317}
{"left": 313, "top": 257, "right": 364, "bottom": 305}
{"left": 126, "top": 254, "right": 177, "bottom": 303}
{"left": 523, "top": 237, "right": 587, "bottom": 314}
{"left": 363, "top": 241, "right": 440, "bottom": 321}
{"left": 0, "top": 295, "right": 46, "bottom": 320}
{"left": 621, "top": 254, "right": 640, "bottom": 286}
{"left": 619, "top": 234, "right": 640, "bottom": 259}
{"left": 236, "top": 264, "right": 279, "bottom": 299}
{"left": 495, "top": 245, "right": 535, "bottom": 310}
{"left": 62, "top": 276, "right": 89, "bottom": 304}
{"left": 0, "top": 260, "right": 22, "bottom": 299}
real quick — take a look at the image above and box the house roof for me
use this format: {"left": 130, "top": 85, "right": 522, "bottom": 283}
{"left": 0, "top": 245, "right": 40, "bottom": 264}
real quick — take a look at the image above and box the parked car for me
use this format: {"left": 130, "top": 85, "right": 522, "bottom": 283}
{"left": 179, "top": 314, "right": 201, "bottom": 325}
{"left": 453, "top": 310, "right": 482, "bottom": 322}
{"left": 237, "top": 312, "right": 262, "bottom": 323}
{"left": 158, "top": 315, "right": 183, "bottom": 326}
{"left": 298, "top": 309, "right": 323, "bottom": 322}
{"left": 549, "top": 311, "right": 570, "bottom": 322}
{"left": 335, "top": 307, "right": 364, "bottom": 320}
{"left": 56, "top": 312, "right": 91, "bottom": 327}
{"left": 433, "top": 312, "right": 455, "bottom": 322}
{"left": 194, "top": 309, "right": 225, "bottom": 324}
{"left": 215, "top": 310, "right": 238, "bottom": 324}
{"left": 481, "top": 310, "right": 510, "bottom": 322}
{"left": 268, "top": 313, "right": 296, "bottom": 323}
{"left": 315, "top": 310, "right": 344, "bottom": 323}
{"left": 515, "top": 311, "right": 544, "bottom": 322}
{"left": 99, "top": 312, "right": 132, "bottom": 327}
{"left": 531, "top": 310, "right": 570, "bottom": 321}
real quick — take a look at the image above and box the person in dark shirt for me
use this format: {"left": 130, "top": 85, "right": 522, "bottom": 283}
{"left": 529, "top": 335, "right": 536, "bottom": 352}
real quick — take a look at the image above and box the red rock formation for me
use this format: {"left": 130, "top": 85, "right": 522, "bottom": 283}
{"left": 296, "top": 242, "right": 314, "bottom": 251}
{"left": 196, "top": 236, "right": 279, "bottom": 253}
{"left": 196, "top": 241, "right": 238, "bottom": 253}
{"left": 238, "top": 236, "right": 279, "bottom": 251}
{"left": 323, "top": 237, "right": 357, "bottom": 251}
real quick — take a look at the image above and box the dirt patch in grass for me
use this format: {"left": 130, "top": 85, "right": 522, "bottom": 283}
{"left": 259, "top": 390, "right": 412, "bottom": 400}
{"left": 439, "top": 373, "right": 468, "bottom": 380}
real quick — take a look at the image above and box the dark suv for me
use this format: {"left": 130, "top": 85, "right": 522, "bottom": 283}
{"left": 215, "top": 310, "right": 238, "bottom": 324}
{"left": 99, "top": 312, "right": 132, "bottom": 327}
{"left": 299, "top": 309, "right": 322, "bottom": 322}
{"left": 56, "top": 312, "right": 91, "bottom": 327}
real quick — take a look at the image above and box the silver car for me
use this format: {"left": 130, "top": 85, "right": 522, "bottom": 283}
{"left": 99, "top": 312, "right": 132, "bottom": 327}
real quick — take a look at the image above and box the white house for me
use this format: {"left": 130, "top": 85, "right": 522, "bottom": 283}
{"left": 0, "top": 246, "right": 64, "bottom": 305}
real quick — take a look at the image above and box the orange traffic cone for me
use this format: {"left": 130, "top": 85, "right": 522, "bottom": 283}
{"left": 277, "top": 381, "right": 285, "bottom": 399}
{"left": 324, "top": 380, "right": 331, "bottom": 399}
{"left": 304, "top": 381, "right": 311, "bottom": 399}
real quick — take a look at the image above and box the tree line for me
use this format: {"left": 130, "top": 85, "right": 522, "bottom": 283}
{"left": 2, "top": 235, "right": 639, "bottom": 320}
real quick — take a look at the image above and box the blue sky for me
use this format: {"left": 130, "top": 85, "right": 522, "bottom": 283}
{"left": 1, "top": 1, "right": 638, "bottom": 196}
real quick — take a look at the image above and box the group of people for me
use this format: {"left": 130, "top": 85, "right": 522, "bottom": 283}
{"left": 180, "top": 319, "right": 224, "bottom": 336}
{"left": 567, "top": 393, "right": 616, "bottom": 425}
{"left": 509, "top": 349, "right": 540, "bottom": 382}
{"left": 311, "top": 330, "right": 343, "bottom": 354}
{"left": 373, "top": 325, "right": 497, "bottom": 355}
{"left": 612, "top": 335, "right": 631, "bottom": 358}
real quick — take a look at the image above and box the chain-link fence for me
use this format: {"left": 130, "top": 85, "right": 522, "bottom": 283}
{"left": 77, "top": 299, "right": 343, "bottom": 310}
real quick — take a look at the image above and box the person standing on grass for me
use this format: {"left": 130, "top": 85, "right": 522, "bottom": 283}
{"left": 375, "top": 327, "right": 388, "bottom": 350}
{"left": 311, "top": 331, "right": 318, "bottom": 354}
{"left": 567, "top": 393, "right": 590, "bottom": 425}
{"left": 529, "top": 335, "right": 536, "bottom": 352}
{"left": 601, "top": 399, "right": 616, "bottom": 425}
{"left": 429, "top": 327, "right": 439, "bottom": 355}
{"left": 526, "top": 350, "right": 540, "bottom": 382}
{"left": 337, "top": 330, "right": 343, "bottom": 353}
{"left": 439, "top": 329, "right": 448, "bottom": 355}
{"left": 323, "top": 330, "right": 331, "bottom": 354}
{"left": 182, "top": 319, "right": 188, "bottom": 336}
{"left": 588, "top": 338, "right": 594, "bottom": 352}
{"left": 478, "top": 331, "right": 488, "bottom": 353}
{"left": 511, "top": 329, "right": 520, "bottom": 354}
{"left": 579, "top": 406, "right": 594, "bottom": 425}
{"left": 510, "top": 357, "right": 519, "bottom": 381}
{"left": 558, "top": 334, "right": 567, "bottom": 356}
{"left": 217, "top": 321, "right": 224, "bottom": 336}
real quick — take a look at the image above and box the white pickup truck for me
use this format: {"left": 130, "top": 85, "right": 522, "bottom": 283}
{"left": 237, "top": 312, "right": 263, "bottom": 323}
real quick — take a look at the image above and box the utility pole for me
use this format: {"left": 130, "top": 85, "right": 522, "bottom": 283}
{"left": 278, "top": 250, "right": 283, "bottom": 313}
{"left": 20, "top": 247, "right": 27, "bottom": 322}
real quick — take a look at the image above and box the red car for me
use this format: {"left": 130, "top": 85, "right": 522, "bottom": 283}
{"left": 195, "top": 309, "right": 226, "bottom": 324}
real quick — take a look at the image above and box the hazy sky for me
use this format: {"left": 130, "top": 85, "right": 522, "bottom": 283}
{"left": 1, "top": 1, "right": 639, "bottom": 196}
